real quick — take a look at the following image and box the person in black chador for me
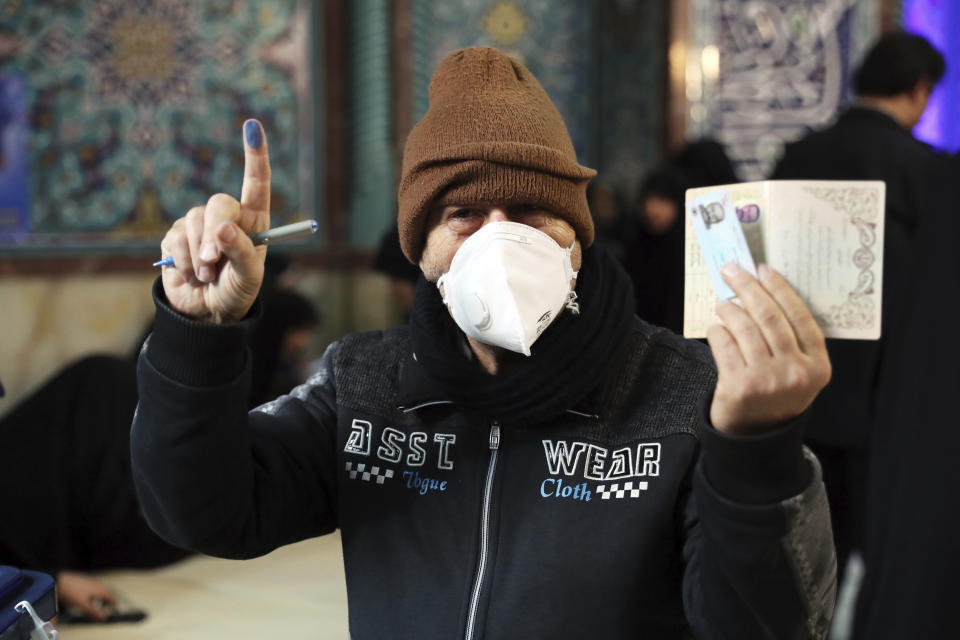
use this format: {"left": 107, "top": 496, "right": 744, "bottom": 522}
{"left": 0, "top": 356, "right": 191, "bottom": 621}
{"left": 625, "top": 139, "right": 738, "bottom": 333}
{"left": 585, "top": 179, "right": 636, "bottom": 265}
{"left": 372, "top": 225, "right": 421, "bottom": 319}
{"left": 0, "top": 267, "right": 318, "bottom": 621}
{"left": 771, "top": 31, "right": 946, "bottom": 583}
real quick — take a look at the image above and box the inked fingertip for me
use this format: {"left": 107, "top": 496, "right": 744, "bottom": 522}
{"left": 244, "top": 119, "right": 263, "bottom": 149}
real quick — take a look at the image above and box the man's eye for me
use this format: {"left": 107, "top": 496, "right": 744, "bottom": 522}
{"left": 444, "top": 208, "right": 483, "bottom": 233}
{"left": 447, "top": 208, "right": 484, "bottom": 224}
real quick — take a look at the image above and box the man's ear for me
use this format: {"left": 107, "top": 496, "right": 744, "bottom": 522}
{"left": 417, "top": 256, "right": 434, "bottom": 282}
{"left": 911, "top": 80, "right": 933, "bottom": 107}
{"left": 906, "top": 80, "right": 934, "bottom": 127}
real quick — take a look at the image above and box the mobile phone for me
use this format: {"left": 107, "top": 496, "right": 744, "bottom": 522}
{"left": 61, "top": 607, "right": 147, "bottom": 624}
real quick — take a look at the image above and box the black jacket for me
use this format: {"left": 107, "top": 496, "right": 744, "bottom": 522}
{"left": 853, "top": 154, "right": 960, "bottom": 639}
{"left": 772, "top": 106, "right": 944, "bottom": 447}
{"left": 132, "top": 281, "right": 836, "bottom": 639}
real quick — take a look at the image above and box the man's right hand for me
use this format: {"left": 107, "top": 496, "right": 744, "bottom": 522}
{"left": 158, "top": 119, "right": 272, "bottom": 323}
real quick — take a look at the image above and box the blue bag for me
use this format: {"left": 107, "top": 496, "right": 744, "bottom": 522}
{"left": 0, "top": 567, "right": 57, "bottom": 640}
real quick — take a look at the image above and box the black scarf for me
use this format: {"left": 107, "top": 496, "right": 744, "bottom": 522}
{"left": 409, "top": 243, "right": 635, "bottom": 425}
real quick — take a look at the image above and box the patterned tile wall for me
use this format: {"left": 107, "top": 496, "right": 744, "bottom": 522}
{"left": 594, "top": 0, "right": 669, "bottom": 202}
{"left": 410, "top": 0, "right": 596, "bottom": 166}
{"left": 347, "top": 0, "right": 394, "bottom": 248}
{"left": 0, "top": 0, "right": 314, "bottom": 252}
{"left": 685, "top": 0, "right": 881, "bottom": 179}
{"left": 404, "top": 0, "right": 667, "bottom": 212}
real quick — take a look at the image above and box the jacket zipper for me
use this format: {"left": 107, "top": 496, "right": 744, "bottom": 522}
{"left": 465, "top": 421, "right": 500, "bottom": 640}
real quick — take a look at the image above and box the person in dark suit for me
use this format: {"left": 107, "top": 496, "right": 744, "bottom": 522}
{"left": 771, "top": 31, "right": 946, "bottom": 583}
{"left": 852, "top": 152, "right": 959, "bottom": 640}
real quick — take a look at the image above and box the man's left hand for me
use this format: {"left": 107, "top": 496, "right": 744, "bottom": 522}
{"left": 707, "top": 263, "right": 831, "bottom": 435}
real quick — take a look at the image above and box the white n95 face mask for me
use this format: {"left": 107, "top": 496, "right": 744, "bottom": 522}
{"left": 436, "top": 220, "right": 579, "bottom": 356}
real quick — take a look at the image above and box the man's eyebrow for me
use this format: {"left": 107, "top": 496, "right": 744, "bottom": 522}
{"left": 427, "top": 205, "right": 451, "bottom": 221}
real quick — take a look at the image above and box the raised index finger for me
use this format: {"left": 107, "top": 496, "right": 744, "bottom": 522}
{"left": 240, "top": 119, "right": 271, "bottom": 224}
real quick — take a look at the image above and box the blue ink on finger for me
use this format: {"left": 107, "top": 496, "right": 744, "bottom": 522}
{"left": 244, "top": 120, "right": 263, "bottom": 149}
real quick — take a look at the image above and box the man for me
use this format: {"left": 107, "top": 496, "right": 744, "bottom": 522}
{"left": 852, "top": 153, "right": 959, "bottom": 639}
{"left": 132, "top": 47, "right": 835, "bottom": 639}
{"left": 771, "top": 31, "right": 946, "bottom": 581}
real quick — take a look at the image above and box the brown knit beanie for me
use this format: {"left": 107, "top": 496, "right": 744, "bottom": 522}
{"left": 397, "top": 47, "right": 597, "bottom": 263}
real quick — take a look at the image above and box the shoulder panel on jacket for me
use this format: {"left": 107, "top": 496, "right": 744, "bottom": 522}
{"left": 329, "top": 326, "right": 411, "bottom": 420}
{"left": 574, "top": 317, "right": 717, "bottom": 445}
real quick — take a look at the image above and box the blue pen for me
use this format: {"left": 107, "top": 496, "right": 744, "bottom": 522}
{"left": 153, "top": 220, "right": 319, "bottom": 267}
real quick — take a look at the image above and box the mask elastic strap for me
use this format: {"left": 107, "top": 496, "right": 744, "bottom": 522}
{"left": 562, "top": 244, "right": 580, "bottom": 314}
{"left": 436, "top": 273, "right": 450, "bottom": 305}
{"left": 565, "top": 290, "right": 580, "bottom": 315}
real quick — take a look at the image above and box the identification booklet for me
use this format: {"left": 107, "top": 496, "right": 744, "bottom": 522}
{"left": 683, "top": 180, "right": 885, "bottom": 340}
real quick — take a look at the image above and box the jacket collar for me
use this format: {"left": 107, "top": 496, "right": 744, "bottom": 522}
{"left": 396, "top": 349, "right": 454, "bottom": 413}
{"left": 396, "top": 345, "right": 601, "bottom": 419}
{"left": 841, "top": 105, "right": 911, "bottom": 135}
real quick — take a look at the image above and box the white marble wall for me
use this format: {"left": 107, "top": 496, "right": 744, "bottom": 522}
{"left": 0, "top": 269, "right": 400, "bottom": 419}
{"left": 0, "top": 273, "right": 156, "bottom": 418}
